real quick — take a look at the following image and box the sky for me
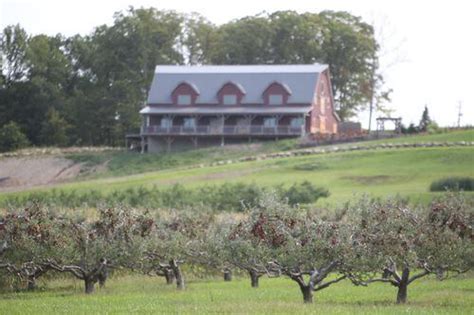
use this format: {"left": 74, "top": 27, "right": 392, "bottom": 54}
{"left": 1, "top": 0, "right": 473, "bottom": 128}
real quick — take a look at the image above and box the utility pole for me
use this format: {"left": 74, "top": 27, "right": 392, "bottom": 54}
{"left": 457, "top": 101, "right": 463, "bottom": 128}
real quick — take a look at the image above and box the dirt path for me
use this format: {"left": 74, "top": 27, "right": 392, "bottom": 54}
{"left": 0, "top": 156, "right": 84, "bottom": 192}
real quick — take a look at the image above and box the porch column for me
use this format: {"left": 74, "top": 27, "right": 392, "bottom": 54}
{"left": 165, "top": 137, "right": 174, "bottom": 152}
{"left": 140, "top": 136, "right": 145, "bottom": 154}
{"left": 166, "top": 115, "right": 175, "bottom": 133}
{"left": 301, "top": 114, "right": 307, "bottom": 137}
{"left": 274, "top": 114, "right": 282, "bottom": 139}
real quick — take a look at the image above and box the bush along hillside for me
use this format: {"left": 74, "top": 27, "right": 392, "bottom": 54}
{"left": 0, "top": 192, "right": 472, "bottom": 305}
{"left": 0, "top": 181, "right": 329, "bottom": 211}
{"left": 430, "top": 177, "right": 474, "bottom": 192}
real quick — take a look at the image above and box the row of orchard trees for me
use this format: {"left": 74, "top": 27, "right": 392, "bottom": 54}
{"left": 0, "top": 193, "right": 472, "bottom": 303}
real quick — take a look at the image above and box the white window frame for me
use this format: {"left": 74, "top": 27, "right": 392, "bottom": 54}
{"left": 223, "top": 94, "right": 237, "bottom": 105}
{"left": 177, "top": 94, "right": 192, "bottom": 105}
{"left": 161, "top": 117, "right": 172, "bottom": 128}
{"left": 268, "top": 94, "right": 283, "bottom": 105}
{"left": 183, "top": 117, "right": 196, "bottom": 128}
{"left": 290, "top": 117, "right": 303, "bottom": 128}
{"left": 264, "top": 117, "right": 277, "bottom": 128}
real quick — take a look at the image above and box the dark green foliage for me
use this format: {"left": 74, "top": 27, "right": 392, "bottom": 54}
{"left": 0, "top": 121, "right": 29, "bottom": 152}
{"left": 1, "top": 182, "right": 329, "bottom": 210}
{"left": 419, "top": 106, "right": 432, "bottom": 132}
{"left": 0, "top": 9, "right": 384, "bottom": 149}
{"left": 39, "top": 108, "right": 70, "bottom": 146}
{"left": 430, "top": 177, "right": 474, "bottom": 192}
{"left": 401, "top": 123, "right": 419, "bottom": 134}
{"left": 279, "top": 181, "right": 330, "bottom": 205}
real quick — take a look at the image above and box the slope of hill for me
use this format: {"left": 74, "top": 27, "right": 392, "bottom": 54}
{"left": 1, "top": 130, "right": 472, "bottom": 205}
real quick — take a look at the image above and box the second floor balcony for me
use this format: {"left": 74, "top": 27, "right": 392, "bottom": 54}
{"left": 141, "top": 124, "right": 305, "bottom": 136}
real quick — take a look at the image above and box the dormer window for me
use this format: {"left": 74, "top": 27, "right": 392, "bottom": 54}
{"left": 268, "top": 94, "right": 283, "bottom": 105}
{"left": 223, "top": 94, "right": 237, "bottom": 105}
{"left": 263, "top": 82, "right": 292, "bottom": 105}
{"left": 171, "top": 81, "right": 199, "bottom": 105}
{"left": 177, "top": 94, "right": 191, "bottom": 105}
{"left": 217, "top": 82, "right": 246, "bottom": 105}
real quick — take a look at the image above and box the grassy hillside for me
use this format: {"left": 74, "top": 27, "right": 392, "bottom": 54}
{"left": 1, "top": 130, "right": 473, "bottom": 206}
{"left": 1, "top": 274, "right": 472, "bottom": 314}
{"left": 2, "top": 146, "right": 471, "bottom": 205}
{"left": 65, "top": 129, "right": 474, "bottom": 178}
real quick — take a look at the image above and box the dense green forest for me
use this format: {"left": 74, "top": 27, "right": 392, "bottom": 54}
{"left": 0, "top": 8, "right": 387, "bottom": 150}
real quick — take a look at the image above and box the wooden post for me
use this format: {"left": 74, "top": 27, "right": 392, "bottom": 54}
{"left": 140, "top": 136, "right": 145, "bottom": 153}
{"left": 191, "top": 137, "right": 198, "bottom": 148}
{"left": 166, "top": 137, "right": 174, "bottom": 152}
{"left": 301, "top": 114, "right": 306, "bottom": 137}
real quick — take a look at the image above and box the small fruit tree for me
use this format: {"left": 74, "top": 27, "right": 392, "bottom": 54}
{"left": 350, "top": 193, "right": 473, "bottom": 303}
{"left": 226, "top": 193, "right": 358, "bottom": 303}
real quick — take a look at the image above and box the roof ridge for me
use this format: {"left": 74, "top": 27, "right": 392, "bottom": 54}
{"left": 154, "top": 64, "right": 328, "bottom": 74}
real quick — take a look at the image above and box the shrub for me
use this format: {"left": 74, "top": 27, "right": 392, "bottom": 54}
{"left": 430, "top": 177, "right": 474, "bottom": 192}
{"left": 0, "top": 182, "right": 329, "bottom": 211}
{"left": 427, "top": 121, "right": 445, "bottom": 134}
{"left": 0, "top": 121, "right": 29, "bottom": 152}
{"left": 279, "top": 180, "right": 330, "bottom": 205}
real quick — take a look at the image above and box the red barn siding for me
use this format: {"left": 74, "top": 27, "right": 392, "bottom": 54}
{"left": 309, "top": 70, "right": 338, "bottom": 134}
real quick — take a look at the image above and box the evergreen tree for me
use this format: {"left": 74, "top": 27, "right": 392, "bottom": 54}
{"left": 418, "top": 105, "right": 432, "bottom": 132}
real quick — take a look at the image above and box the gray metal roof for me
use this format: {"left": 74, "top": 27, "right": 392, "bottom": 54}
{"left": 147, "top": 64, "right": 327, "bottom": 104}
{"left": 140, "top": 105, "right": 312, "bottom": 115}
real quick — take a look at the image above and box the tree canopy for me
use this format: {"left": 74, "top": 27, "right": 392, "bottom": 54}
{"left": 0, "top": 8, "right": 388, "bottom": 149}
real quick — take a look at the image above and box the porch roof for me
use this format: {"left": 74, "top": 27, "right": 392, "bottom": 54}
{"left": 139, "top": 105, "right": 312, "bottom": 115}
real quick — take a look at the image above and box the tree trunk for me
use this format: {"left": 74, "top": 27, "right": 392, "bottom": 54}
{"left": 300, "top": 284, "right": 313, "bottom": 304}
{"left": 84, "top": 278, "right": 95, "bottom": 294}
{"left": 26, "top": 275, "right": 36, "bottom": 291}
{"left": 223, "top": 269, "right": 232, "bottom": 282}
{"left": 98, "top": 267, "right": 108, "bottom": 288}
{"left": 170, "top": 259, "right": 185, "bottom": 290}
{"left": 249, "top": 270, "right": 260, "bottom": 288}
{"left": 164, "top": 268, "right": 175, "bottom": 285}
{"left": 397, "top": 266, "right": 410, "bottom": 304}
{"left": 396, "top": 282, "right": 408, "bottom": 304}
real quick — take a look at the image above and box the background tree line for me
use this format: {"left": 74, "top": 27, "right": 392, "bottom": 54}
{"left": 0, "top": 8, "right": 388, "bottom": 150}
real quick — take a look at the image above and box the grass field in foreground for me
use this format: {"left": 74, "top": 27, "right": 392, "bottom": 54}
{"left": 3, "top": 146, "right": 473, "bottom": 206}
{"left": 0, "top": 274, "right": 473, "bottom": 314}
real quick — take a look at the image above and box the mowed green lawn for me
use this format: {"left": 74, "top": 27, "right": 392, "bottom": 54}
{"left": 4, "top": 146, "right": 473, "bottom": 205}
{"left": 1, "top": 274, "right": 473, "bottom": 314}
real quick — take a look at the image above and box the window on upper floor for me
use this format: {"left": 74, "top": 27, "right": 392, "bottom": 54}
{"left": 223, "top": 94, "right": 237, "bottom": 105}
{"left": 263, "top": 82, "right": 291, "bottom": 106}
{"left": 269, "top": 94, "right": 283, "bottom": 105}
{"left": 177, "top": 94, "right": 192, "bottom": 105}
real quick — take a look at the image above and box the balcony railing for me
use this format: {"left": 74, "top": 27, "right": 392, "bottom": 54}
{"left": 141, "top": 125, "right": 304, "bottom": 136}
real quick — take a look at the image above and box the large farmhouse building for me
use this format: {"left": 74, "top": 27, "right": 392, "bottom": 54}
{"left": 139, "top": 64, "right": 339, "bottom": 153}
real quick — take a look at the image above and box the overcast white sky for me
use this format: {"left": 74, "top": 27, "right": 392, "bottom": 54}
{"left": 1, "top": 0, "right": 473, "bottom": 127}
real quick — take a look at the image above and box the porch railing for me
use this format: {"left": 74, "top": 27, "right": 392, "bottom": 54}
{"left": 141, "top": 125, "right": 304, "bottom": 136}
